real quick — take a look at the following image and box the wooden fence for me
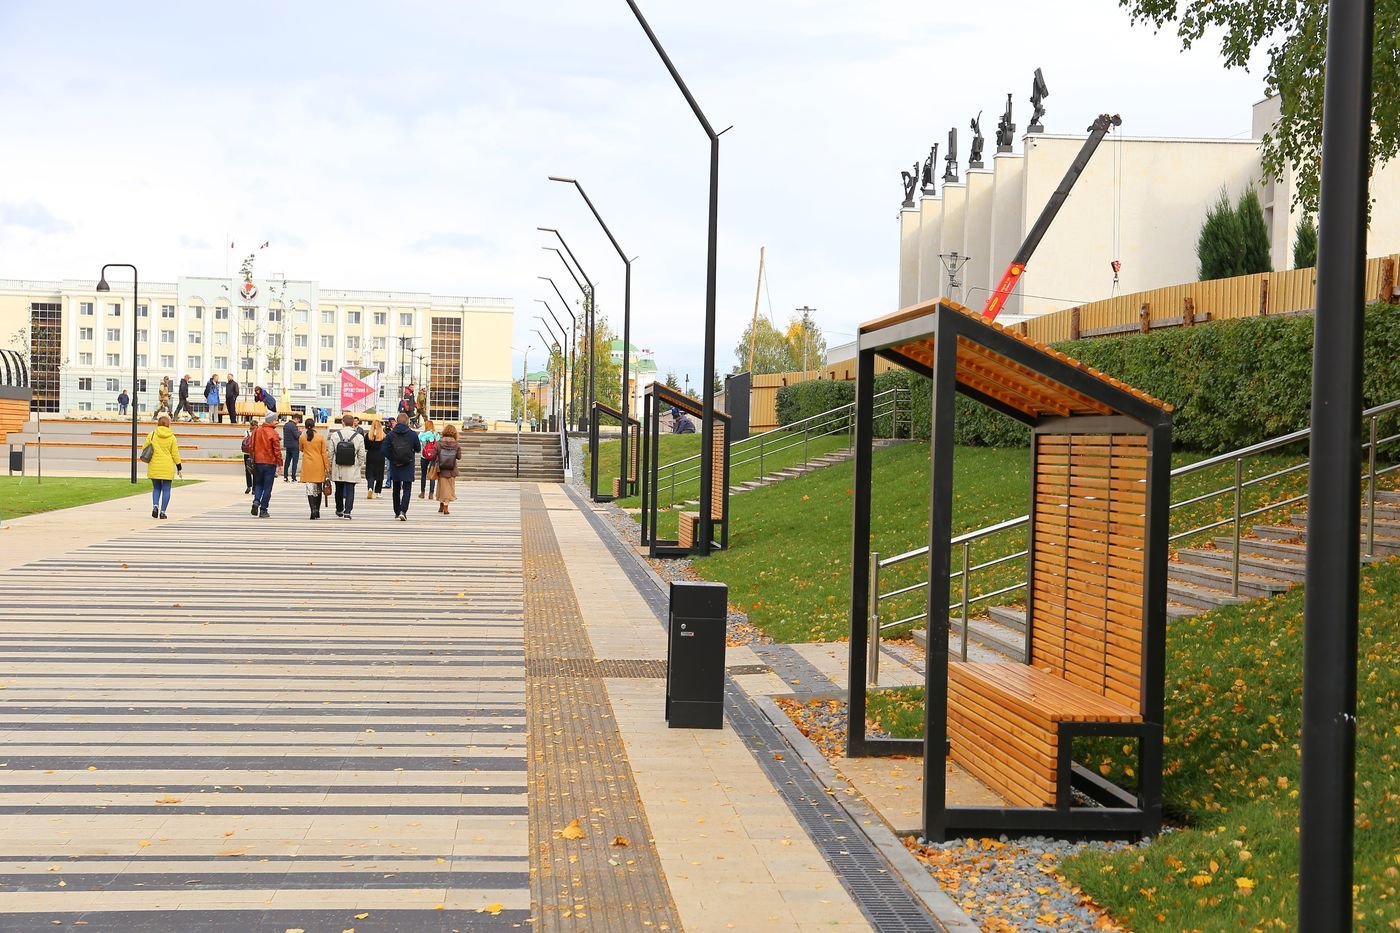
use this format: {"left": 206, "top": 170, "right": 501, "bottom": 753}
{"left": 1022, "top": 254, "right": 1399, "bottom": 344}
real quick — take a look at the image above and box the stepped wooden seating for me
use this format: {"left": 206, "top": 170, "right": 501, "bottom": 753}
{"left": 589, "top": 401, "right": 639, "bottom": 503}
{"left": 641, "top": 383, "right": 731, "bottom": 557}
{"left": 845, "top": 298, "right": 1173, "bottom": 840}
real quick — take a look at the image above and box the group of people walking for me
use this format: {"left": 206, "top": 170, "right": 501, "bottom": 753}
{"left": 135, "top": 373, "right": 286, "bottom": 425}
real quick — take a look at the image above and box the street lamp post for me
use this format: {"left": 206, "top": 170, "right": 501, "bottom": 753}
{"left": 535, "top": 314, "right": 566, "bottom": 425}
{"left": 96, "top": 263, "right": 139, "bottom": 484}
{"left": 540, "top": 268, "right": 584, "bottom": 429}
{"left": 531, "top": 328, "right": 554, "bottom": 428}
{"left": 535, "top": 297, "right": 573, "bottom": 430}
{"left": 548, "top": 176, "right": 635, "bottom": 498}
{"left": 538, "top": 231, "right": 595, "bottom": 428}
{"left": 626, "top": 0, "right": 727, "bottom": 552}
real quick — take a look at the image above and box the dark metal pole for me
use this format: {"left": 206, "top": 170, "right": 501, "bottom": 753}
{"left": 625, "top": 0, "right": 725, "bottom": 553}
{"left": 1299, "top": 1, "right": 1373, "bottom": 926}
{"left": 536, "top": 298, "right": 573, "bottom": 432}
{"left": 539, "top": 278, "right": 579, "bottom": 431}
{"left": 97, "top": 263, "right": 139, "bottom": 484}
{"left": 538, "top": 233, "right": 595, "bottom": 428}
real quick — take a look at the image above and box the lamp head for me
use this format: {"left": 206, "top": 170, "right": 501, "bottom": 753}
{"left": 96, "top": 275, "right": 110, "bottom": 292}
{"left": 536, "top": 226, "right": 557, "bottom": 234}
{"left": 547, "top": 176, "right": 577, "bottom": 185}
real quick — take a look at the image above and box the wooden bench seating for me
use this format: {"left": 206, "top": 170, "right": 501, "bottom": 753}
{"left": 948, "top": 662, "right": 1139, "bottom": 808}
{"left": 677, "top": 511, "right": 699, "bottom": 549}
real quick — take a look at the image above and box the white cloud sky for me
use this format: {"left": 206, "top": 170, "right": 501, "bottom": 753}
{"left": 0, "top": 0, "right": 1266, "bottom": 382}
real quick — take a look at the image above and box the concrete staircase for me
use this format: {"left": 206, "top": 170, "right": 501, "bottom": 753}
{"left": 917, "top": 491, "right": 1400, "bottom": 661}
{"left": 459, "top": 432, "right": 564, "bottom": 483}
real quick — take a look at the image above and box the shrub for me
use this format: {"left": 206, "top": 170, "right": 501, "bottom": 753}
{"left": 1197, "top": 189, "right": 1247, "bottom": 280}
{"left": 1293, "top": 214, "right": 1318, "bottom": 269}
{"left": 1237, "top": 188, "right": 1273, "bottom": 274}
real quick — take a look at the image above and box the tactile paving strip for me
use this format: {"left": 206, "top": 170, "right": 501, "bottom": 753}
{"left": 526, "top": 658, "right": 668, "bottom": 679}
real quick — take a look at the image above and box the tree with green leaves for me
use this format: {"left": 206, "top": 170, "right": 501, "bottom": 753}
{"left": 1197, "top": 189, "right": 1247, "bottom": 280}
{"left": 664, "top": 371, "right": 680, "bottom": 390}
{"left": 574, "top": 306, "right": 622, "bottom": 410}
{"left": 1237, "top": 188, "right": 1273, "bottom": 274}
{"left": 732, "top": 318, "right": 793, "bottom": 374}
{"left": 1294, "top": 214, "right": 1319, "bottom": 269}
{"left": 785, "top": 314, "right": 827, "bottom": 373}
{"left": 1119, "top": 0, "right": 1398, "bottom": 214}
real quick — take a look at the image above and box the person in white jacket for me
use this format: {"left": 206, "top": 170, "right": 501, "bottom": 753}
{"left": 329, "top": 413, "right": 367, "bottom": 520}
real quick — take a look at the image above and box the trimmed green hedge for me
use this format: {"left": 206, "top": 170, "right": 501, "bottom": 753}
{"left": 777, "top": 303, "right": 1400, "bottom": 452}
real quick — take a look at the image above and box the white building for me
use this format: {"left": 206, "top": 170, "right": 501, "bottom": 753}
{"left": 0, "top": 275, "right": 514, "bottom": 423}
{"left": 898, "top": 97, "right": 1400, "bottom": 321}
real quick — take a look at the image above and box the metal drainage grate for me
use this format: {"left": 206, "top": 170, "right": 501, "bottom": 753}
{"left": 725, "top": 663, "right": 773, "bottom": 676}
{"left": 527, "top": 658, "right": 668, "bottom": 679}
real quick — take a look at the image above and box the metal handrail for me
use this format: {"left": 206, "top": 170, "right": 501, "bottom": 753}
{"left": 866, "top": 397, "right": 1400, "bottom": 684}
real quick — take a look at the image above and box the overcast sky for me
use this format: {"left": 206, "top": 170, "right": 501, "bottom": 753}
{"left": 0, "top": 0, "right": 1266, "bottom": 382}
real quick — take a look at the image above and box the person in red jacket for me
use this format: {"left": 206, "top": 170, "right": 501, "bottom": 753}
{"left": 249, "top": 411, "right": 282, "bottom": 518}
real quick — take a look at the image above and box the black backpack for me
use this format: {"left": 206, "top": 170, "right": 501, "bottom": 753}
{"left": 436, "top": 442, "right": 458, "bottom": 472}
{"left": 388, "top": 430, "right": 415, "bottom": 467}
{"left": 334, "top": 430, "right": 357, "bottom": 467}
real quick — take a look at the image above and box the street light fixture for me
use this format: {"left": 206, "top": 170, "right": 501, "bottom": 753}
{"left": 535, "top": 316, "right": 565, "bottom": 430}
{"left": 534, "top": 296, "right": 574, "bottom": 428}
{"left": 538, "top": 229, "right": 595, "bottom": 427}
{"left": 625, "top": 0, "right": 729, "bottom": 552}
{"left": 96, "top": 263, "right": 139, "bottom": 484}
{"left": 547, "top": 176, "right": 637, "bottom": 499}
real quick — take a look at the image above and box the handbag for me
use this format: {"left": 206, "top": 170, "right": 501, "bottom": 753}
{"left": 322, "top": 480, "right": 333, "bottom": 498}
{"left": 139, "top": 442, "right": 154, "bottom": 463}
{"left": 427, "top": 463, "right": 440, "bottom": 480}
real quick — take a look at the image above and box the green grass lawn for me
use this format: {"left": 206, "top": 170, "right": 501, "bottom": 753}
{"left": 858, "top": 559, "right": 1400, "bottom": 929}
{"left": 0, "top": 476, "right": 197, "bottom": 519}
{"left": 686, "top": 440, "right": 1315, "bottom": 644}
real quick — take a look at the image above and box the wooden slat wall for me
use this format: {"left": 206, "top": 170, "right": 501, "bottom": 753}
{"left": 710, "top": 422, "right": 726, "bottom": 521}
{"left": 628, "top": 424, "right": 639, "bottom": 482}
{"left": 1025, "top": 254, "right": 1399, "bottom": 344}
{"left": 1031, "top": 433, "right": 1147, "bottom": 710}
{"left": 0, "top": 397, "right": 29, "bottom": 444}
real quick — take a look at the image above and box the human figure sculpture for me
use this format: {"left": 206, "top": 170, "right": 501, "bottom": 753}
{"left": 900, "top": 161, "right": 919, "bottom": 208}
{"left": 1029, "top": 68, "right": 1049, "bottom": 132}
{"left": 942, "top": 127, "right": 958, "bottom": 184}
{"left": 920, "top": 144, "right": 938, "bottom": 196}
{"left": 969, "top": 112, "right": 985, "bottom": 168}
{"left": 996, "top": 93, "right": 1016, "bottom": 151}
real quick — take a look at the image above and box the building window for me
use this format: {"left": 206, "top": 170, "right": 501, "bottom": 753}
{"left": 187, "top": 332, "right": 202, "bottom": 344}
{"left": 242, "top": 307, "right": 256, "bottom": 321}
{"left": 215, "top": 306, "right": 229, "bottom": 320}
{"left": 136, "top": 378, "right": 147, "bottom": 393}
{"left": 400, "top": 312, "right": 413, "bottom": 327}
{"left": 429, "top": 315, "right": 463, "bottom": 422}
{"left": 294, "top": 382, "right": 307, "bottom": 391}
{"left": 321, "top": 310, "right": 334, "bottom": 324}
{"left": 160, "top": 330, "right": 175, "bottom": 343}
{"left": 293, "top": 359, "right": 307, "bottom": 372}
{"left": 187, "top": 355, "right": 201, "bottom": 369}
{"left": 319, "top": 359, "right": 333, "bottom": 373}
{"left": 320, "top": 335, "right": 333, "bottom": 348}
{"left": 79, "top": 377, "right": 93, "bottom": 391}
{"left": 347, "top": 311, "right": 361, "bottom": 324}
{"left": 241, "top": 333, "right": 255, "bottom": 346}
{"left": 79, "top": 327, "right": 93, "bottom": 340}
{"left": 105, "top": 377, "right": 120, "bottom": 392}
{"left": 294, "top": 334, "right": 308, "bottom": 348}
{"left": 161, "top": 305, "right": 176, "bottom": 318}
{"left": 106, "top": 353, "right": 121, "bottom": 366}
{"left": 80, "top": 302, "right": 94, "bottom": 316}
{"left": 214, "top": 332, "right": 228, "bottom": 346}
{"left": 319, "top": 383, "right": 333, "bottom": 399}
{"left": 137, "top": 304, "right": 149, "bottom": 317}
{"left": 372, "top": 336, "right": 386, "bottom": 350}
{"left": 240, "top": 356, "right": 255, "bottom": 372}
{"left": 295, "top": 309, "right": 309, "bottom": 325}
{"left": 214, "top": 356, "right": 228, "bottom": 370}
{"left": 136, "top": 329, "right": 148, "bottom": 343}
{"left": 373, "top": 312, "right": 386, "bottom": 325}
{"left": 268, "top": 308, "right": 281, "bottom": 322}
{"left": 190, "top": 305, "right": 203, "bottom": 319}
{"left": 79, "top": 402, "right": 93, "bottom": 411}
{"left": 79, "top": 352, "right": 93, "bottom": 365}
{"left": 345, "top": 336, "right": 360, "bottom": 350}
{"left": 160, "top": 354, "right": 175, "bottom": 368}
{"left": 108, "top": 303, "right": 121, "bottom": 316}
{"left": 106, "top": 327, "right": 121, "bottom": 341}
{"left": 136, "top": 354, "right": 147, "bottom": 368}
{"left": 266, "top": 333, "right": 279, "bottom": 347}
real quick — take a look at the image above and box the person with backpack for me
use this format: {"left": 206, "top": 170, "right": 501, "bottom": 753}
{"left": 204, "top": 374, "right": 220, "bottom": 422}
{"left": 434, "top": 423, "right": 461, "bottom": 515}
{"left": 299, "top": 416, "right": 329, "bottom": 520}
{"left": 282, "top": 416, "right": 302, "bottom": 482}
{"left": 249, "top": 411, "right": 282, "bottom": 518}
{"left": 329, "top": 413, "right": 366, "bottom": 519}
{"left": 417, "top": 418, "right": 440, "bottom": 500}
{"left": 240, "top": 423, "right": 254, "bottom": 493}
{"left": 383, "top": 412, "right": 421, "bottom": 521}
{"left": 364, "top": 419, "right": 386, "bottom": 499}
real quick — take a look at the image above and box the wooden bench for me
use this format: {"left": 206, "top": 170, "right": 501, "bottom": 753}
{"left": 677, "top": 511, "right": 699, "bottom": 548}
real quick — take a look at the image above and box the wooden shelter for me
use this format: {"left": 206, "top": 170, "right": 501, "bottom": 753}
{"left": 641, "top": 382, "right": 731, "bottom": 557}
{"left": 846, "top": 298, "right": 1172, "bottom": 840}
{"left": 588, "top": 400, "right": 639, "bottom": 503}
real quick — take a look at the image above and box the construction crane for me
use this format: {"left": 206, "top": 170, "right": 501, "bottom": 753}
{"left": 981, "top": 112, "right": 1122, "bottom": 322}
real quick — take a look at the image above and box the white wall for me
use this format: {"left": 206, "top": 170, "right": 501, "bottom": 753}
{"left": 916, "top": 195, "right": 943, "bottom": 301}
{"left": 961, "top": 169, "right": 995, "bottom": 308}
{"left": 898, "top": 209, "right": 921, "bottom": 309}
{"left": 989, "top": 152, "right": 1025, "bottom": 317}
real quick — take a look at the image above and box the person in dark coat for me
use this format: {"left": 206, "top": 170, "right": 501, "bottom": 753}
{"left": 225, "top": 374, "right": 240, "bottom": 424}
{"left": 282, "top": 417, "right": 302, "bottom": 481}
{"left": 382, "top": 413, "right": 422, "bottom": 521}
{"left": 364, "top": 419, "right": 387, "bottom": 498}
{"left": 173, "top": 375, "right": 193, "bottom": 420}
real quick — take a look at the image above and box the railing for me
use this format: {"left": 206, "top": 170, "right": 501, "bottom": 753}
{"left": 646, "top": 387, "right": 911, "bottom": 509}
{"left": 867, "top": 397, "right": 1400, "bottom": 684}
{"left": 559, "top": 418, "right": 570, "bottom": 472}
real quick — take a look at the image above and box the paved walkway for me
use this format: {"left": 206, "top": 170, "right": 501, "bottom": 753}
{"left": 0, "top": 474, "right": 966, "bottom": 931}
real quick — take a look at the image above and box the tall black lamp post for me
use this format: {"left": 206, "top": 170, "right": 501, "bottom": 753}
{"left": 535, "top": 316, "right": 565, "bottom": 429}
{"left": 530, "top": 328, "right": 556, "bottom": 428}
{"left": 96, "top": 263, "right": 139, "bottom": 484}
{"left": 537, "top": 280, "right": 579, "bottom": 429}
{"left": 535, "top": 297, "right": 574, "bottom": 430}
{"left": 626, "top": 0, "right": 727, "bottom": 552}
{"left": 538, "top": 230, "right": 595, "bottom": 427}
{"left": 548, "top": 176, "right": 635, "bottom": 497}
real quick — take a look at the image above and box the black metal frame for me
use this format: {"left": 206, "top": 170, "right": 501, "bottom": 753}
{"left": 588, "top": 400, "right": 639, "bottom": 503}
{"left": 845, "top": 300, "right": 1171, "bottom": 841}
{"left": 641, "top": 382, "right": 731, "bottom": 558}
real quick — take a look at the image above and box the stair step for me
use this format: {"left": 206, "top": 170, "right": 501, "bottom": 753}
{"left": 1177, "top": 547, "right": 1308, "bottom": 583}
{"left": 1379, "top": 490, "right": 1400, "bottom": 504}
{"left": 1292, "top": 512, "right": 1400, "bottom": 536}
{"left": 1169, "top": 561, "right": 1293, "bottom": 599}
{"left": 912, "top": 618, "right": 1024, "bottom": 662}
{"left": 986, "top": 605, "right": 1026, "bottom": 633}
{"left": 1211, "top": 534, "right": 1391, "bottom": 566}
{"left": 1167, "top": 579, "right": 1249, "bottom": 611}
{"left": 1253, "top": 523, "right": 1400, "bottom": 556}
{"left": 1167, "top": 602, "right": 1200, "bottom": 620}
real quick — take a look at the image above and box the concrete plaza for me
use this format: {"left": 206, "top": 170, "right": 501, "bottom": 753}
{"left": 0, "top": 473, "right": 967, "bottom": 931}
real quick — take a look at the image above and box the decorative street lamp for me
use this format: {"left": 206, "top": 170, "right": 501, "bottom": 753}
{"left": 538, "top": 230, "right": 595, "bottom": 427}
{"left": 539, "top": 268, "right": 584, "bottom": 429}
{"left": 535, "top": 315, "right": 565, "bottom": 430}
{"left": 96, "top": 263, "right": 139, "bottom": 484}
{"left": 548, "top": 176, "right": 636, "bottom": 498}
{"left": 625, "top": 0, "right": 728, "bottom": 552}
{"left": 534, "top": 296, "right": 574, "bottom": 429}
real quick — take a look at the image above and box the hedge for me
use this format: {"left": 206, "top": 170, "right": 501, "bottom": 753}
{"left": 776, "top": 303, "right": 1400, "bottom": 453}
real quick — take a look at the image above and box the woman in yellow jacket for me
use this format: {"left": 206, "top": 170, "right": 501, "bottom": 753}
{"left": 143, "top": 413, "right": 182, "bottom": 519}
{"left": 298, "top": 416, "right": 330, "bottom": 520}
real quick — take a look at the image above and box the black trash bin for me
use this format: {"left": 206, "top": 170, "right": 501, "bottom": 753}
{"left": 666, "top": 580, "right": 727, "bottom": 729}
{"left": 8, "top": 447, "right": 21, "bottom": 475}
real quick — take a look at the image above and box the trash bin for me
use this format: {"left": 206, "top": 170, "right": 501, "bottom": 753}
{"left": 666, "top": 580, "right": 727, "bottom": 729}
{"left": 8, "top": 447, "right": 21, "bottom": 475}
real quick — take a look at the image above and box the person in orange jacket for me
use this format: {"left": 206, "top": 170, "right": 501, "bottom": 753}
{"left": 249, "top": 411, "right": 282, "bottom": 518}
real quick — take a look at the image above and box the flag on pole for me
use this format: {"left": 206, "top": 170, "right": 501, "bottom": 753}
{"left": 339, "top": 367, "right": 380, "bottom": 413}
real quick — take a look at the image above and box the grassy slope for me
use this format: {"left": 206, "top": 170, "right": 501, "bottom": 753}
{"left": 0, "top": 476, "right": 197, "bottom": 519}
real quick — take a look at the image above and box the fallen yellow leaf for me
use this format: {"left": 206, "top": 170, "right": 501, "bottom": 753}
{"left": 354, "top": 913, "right": 369, "bottom": 920}
{"left": 1236, "top": 876, "right": 1256, "bottom": 891}
{"left": 477, "top": 903, "right": 504, "bottom": 916}
{"left": 559, "top": 818, "right": 586, "bottom": 840}
{"left": 611, "top": 836, "right": 630, "bottom": 847}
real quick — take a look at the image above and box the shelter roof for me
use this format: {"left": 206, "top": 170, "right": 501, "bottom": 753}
{"left": 645, "top": 381, "right": 731, "bottom": 422}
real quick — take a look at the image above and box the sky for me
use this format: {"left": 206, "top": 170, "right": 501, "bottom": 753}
{"left": 0, "top": 0, "right": 1268, "bottom": 383}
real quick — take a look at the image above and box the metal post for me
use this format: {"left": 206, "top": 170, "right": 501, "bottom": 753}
{"left": 960, "top": 540, "right": 971, "bottom": 662}
{"left": 867, "top": 552, "right": 881, "bottom": 686}
{"left": 1231, "top": 457, "right": 1243, "bottom": 598}
{"left": 1299, "top": 0, "right": 1373, "bottom": 925}
{"left": 758, "top": 435, "right": 764, "bottom": 476}
{"left": 1366, "top": 415, "right": 1377, "bottom": 557}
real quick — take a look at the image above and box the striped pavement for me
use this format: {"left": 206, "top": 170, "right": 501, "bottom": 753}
{"left": 0, "top": 481, "right": 530, "bottom": 931}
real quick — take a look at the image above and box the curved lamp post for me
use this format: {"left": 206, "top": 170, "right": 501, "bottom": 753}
{"left": 96, "top": 263, "right": 139, "bottom": 484}
{"left": 538, "top": 230, "right": 595, "bottom": 427}
{"left": 534, "top": 297, "right": 574, "bottom": 428}
{"left": 626, "top": 0, "right": 728, "bottom": 551}
{"left": 548, "top": 176, "right": 635, "bottom": 499}
{"left": 534, "top": 316, "right": 565, "bottom": 430}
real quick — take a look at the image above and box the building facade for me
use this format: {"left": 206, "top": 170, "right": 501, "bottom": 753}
{"left": 0, "top": 275, "right": 514, "bottom": 422}
{"left": 609, "top": 339, "right": 659, "bottom": 413}
{"left": 898, "top": 97, "right": 1400, "bottom": 322}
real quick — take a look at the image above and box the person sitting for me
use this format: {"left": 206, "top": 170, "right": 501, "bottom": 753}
{"left": 672, "top": 407, "right": 696, "bottom": 434}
